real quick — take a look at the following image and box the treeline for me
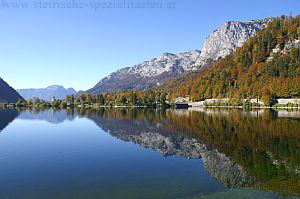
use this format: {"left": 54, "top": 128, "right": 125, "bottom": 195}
{"left": 8, "top": 91, "right": 170, "bottom": 108}
{"left": 73, "top": 91, "right": 168, "bottom": 108}
{"left": 158, "top": 16, "right": 300, "bottom": 104}
{"left": 13, "top": 96, "right": 75, "bottom": 108}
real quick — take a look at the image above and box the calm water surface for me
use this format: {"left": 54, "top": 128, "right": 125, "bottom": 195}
{"left": 0, "top": 108, "right": 300, "bottom": 199}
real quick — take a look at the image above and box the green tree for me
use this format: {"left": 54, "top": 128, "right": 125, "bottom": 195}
{"left": 27, "top": 99, "right": 33, "bottom": 106}
{"left": 129, "top": 92, "right": 138, "bottom": 105}
{"left": 97, "top": 94, "right": 105, "bottom": 105}
{"left": 66, "top": 95, "right": 72, "bottom": 106}
{"left": 160, "top": 93, "right": 167, "bottom": 107}
{"left": 16, "top": 99, "right": 23, "bottom": 107}
{"left": 143, "top": 94, "right": 149, "bottom": 106}
{"left": 120, "top": 96, "right": 127, "bottom": 105}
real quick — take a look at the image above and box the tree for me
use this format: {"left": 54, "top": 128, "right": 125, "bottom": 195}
{"left": 52, "top": 99, "right": 61, "bottom": 107}
{"left": 96, "top": 94, "right": 105, "bottom": 105}
{"left": 80, "top": 94, "right": 86, "bottom": 103}
{"left": 27, "top": 100, "right": 33, "bottom": 106}
{"left": 129, "top": 92, "right": 138, "bottom": 105}
{"left": 75, "top": 98, "right": 81, "bottom": 105}
{"left": 86, "top": 94, "right": 93, "bottom": 104}
{"left": 297, "top": 26, "right": 300, "bottom": 39}
{"left": 33, "top": 97, "right": 41, "bottom": 105}
{"left": 143, "top": 94, "right": 149, "bottom": 106}
{"left": 155, "top": 93, "right": 161, "bottom": 104}
{"left": 66, "top": 95, "right": 72, "bottom": 106}
{"left": 16, "top": 99, "right": 22, "bottom": 107}
{"left": 160, "top": 93, "right": 167, "bottom": 107}
{"left": 71, "top": 94, "right": 75, "bottom": 104}
{"left": 120, "top": 95, "right": 127, "bottom": 105}
{"left": 60, "top": 101, "right": 67, "bottom": 108}
{"left": 262, "top": 89, "right": 272, "bottom": 106}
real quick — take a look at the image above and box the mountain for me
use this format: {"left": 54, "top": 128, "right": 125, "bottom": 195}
{"left": 86, "top": 50, "right": 201, "bottom": 94}
{"left": 17, "top": 85, "right": 77, "bottom": 101}
{"left": 0, "top": 78, "right": 24, "bottom": 103}
{"left": 195, "top": 18, "right": 272, "bottom": 67}
{"left": 160, "top": 16, "right": 300, "bottom": 102}
{"left": 85, "top": 18, "right": 271, "bottom": 95}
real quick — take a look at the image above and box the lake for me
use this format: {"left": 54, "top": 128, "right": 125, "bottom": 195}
{"left": 0, "top": 108, "right": 300, "bottom": 199}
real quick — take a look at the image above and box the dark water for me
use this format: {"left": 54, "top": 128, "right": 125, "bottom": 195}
{"left": 0, "top": 108, "right": 300, "bottom": 199}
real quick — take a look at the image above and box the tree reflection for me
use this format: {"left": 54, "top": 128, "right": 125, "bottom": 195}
{"left": 79, "top": 108, "right": 300, "bottom": 196}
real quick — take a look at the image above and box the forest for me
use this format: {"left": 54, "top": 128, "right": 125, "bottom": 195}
{"left": 158, "top": 16, "right": 300, "bottom": 105}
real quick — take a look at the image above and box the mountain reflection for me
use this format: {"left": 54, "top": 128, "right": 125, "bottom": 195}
{"left": 87, "top": 109, "right": 257, "bottom": 189}
{"left": 82, "top": 108, "right": 300, "bottom": 196}
{"left": 0, "top": 108, "right": 19, "bottom": 132}
{"left": 2, "top": 107, "right": 300, "bottom": 197}
{"left": 18, "top": 108, "right": 77, "bottom": 124}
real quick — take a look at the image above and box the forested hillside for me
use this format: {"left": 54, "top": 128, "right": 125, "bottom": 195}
{"left": 72, "top": 16, "right": 300, "bottom": 108}
{"left": 159, "top": 16, "right": 300, "bottom": 103}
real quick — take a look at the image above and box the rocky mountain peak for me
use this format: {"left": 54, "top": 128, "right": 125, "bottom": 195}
{"left": 87, "top": 50, "right": 202, "bottom": 94}
{"left": 127, "top": 50, "right": 202, "bottom": 77}
{"left": 195, "top": 18, "right": 273, "bottom": 67}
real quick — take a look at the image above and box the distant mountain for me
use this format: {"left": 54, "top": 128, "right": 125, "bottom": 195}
{"left": 84, "top": 18, "right": 271, "bottom": 95}
{"left": 17, "top": 85, "right": 76, "bottom": 101}
{"left": 0, "top": 78, "right": 24, "bottom": 103}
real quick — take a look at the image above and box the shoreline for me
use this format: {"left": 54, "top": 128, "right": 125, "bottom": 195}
{"left": 199, "top": 106, "right": 300, "bottom": 109}
{"left": 1, "top": 103, "right": 300, "bottom": 111}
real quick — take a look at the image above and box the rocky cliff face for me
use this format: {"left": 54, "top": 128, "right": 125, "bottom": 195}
{"left": 85, "top": 19, "right": 271, "bottom": 94}
{"left": 0, "top": 78, "right": 24, "bottom": 103}
{"left": 267, "top": 39, "right": 300, "bottom": 62}
{"left": 17, "top": 85, "right": 77, "bottom": 101}
{"left": 195, "top": 19, "right": 272, "bottom": 67}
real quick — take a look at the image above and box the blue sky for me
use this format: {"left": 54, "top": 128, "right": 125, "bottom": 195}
{"left": 0, "top": 0, "right": 299, "bottom": 91}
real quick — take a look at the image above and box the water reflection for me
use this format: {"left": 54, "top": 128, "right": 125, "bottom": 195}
{"left": 0, "top": 108, "right": 19, "bottom": 132}
{"left": 86, "top": 109, "right": 256, "bottom": 189}
{"left": 17, "top": 108, "right": 77, "bottom": 124}
{"left": 1, "top": 108, "right": 300, "bottom": 198}
{"left": 78, "top": 108, "right": 300, "bottom": 197}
